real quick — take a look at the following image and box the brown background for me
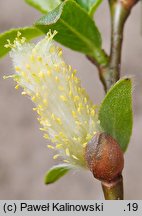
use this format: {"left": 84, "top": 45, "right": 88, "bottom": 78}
{"left": 0, "top": 0, "right": 142, "bottom": 199}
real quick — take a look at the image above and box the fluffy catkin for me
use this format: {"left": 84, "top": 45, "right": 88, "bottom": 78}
{"left": 5, "top": 31, "right": 100, "bottom": 168}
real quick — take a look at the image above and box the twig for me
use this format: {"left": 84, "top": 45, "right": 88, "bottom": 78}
{"left": 87, "top": 0, "right": 140, "bottom": 92}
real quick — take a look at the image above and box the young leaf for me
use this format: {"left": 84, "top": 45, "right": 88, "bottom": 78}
{"left": 75, "top": 0, "right": 103, "bottom": 16}
{"left": 0, "top": 27, "right": 43, "bottom": 59}
{"left": 99, "top": 78, "right": 133, "bottom": 152}
{"left": 36, "top": 0, "right": 102, "bottom": 56}
{"left": 25, "top": 0, "right": 61, "bottom": 14}
{"left": 44, "top": 164, "right": 72, "bottom": 185}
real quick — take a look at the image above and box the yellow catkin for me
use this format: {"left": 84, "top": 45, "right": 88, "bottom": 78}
{"left": 6, "top": 30, "right": 99, "bottom": 168}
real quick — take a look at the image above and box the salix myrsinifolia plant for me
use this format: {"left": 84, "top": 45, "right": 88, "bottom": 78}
{"left": 0, "top": 0, "right": 139, "bottom": 199}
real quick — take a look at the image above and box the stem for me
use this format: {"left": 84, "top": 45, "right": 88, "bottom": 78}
{"left": 87, "top": 0, "right": 139, "bottom": 92}
{"left": 101, "top": 175, "right": 123, "bottom": 200}
{"left": 108, "top": 1, "right": 130, "bottom": 89}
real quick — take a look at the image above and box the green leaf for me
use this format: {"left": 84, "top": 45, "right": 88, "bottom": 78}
{"left": 44, "top": 164, "right": 72, "bottom": 185}
{"left": 25, "top": 0, "right": 61, "bottom": 14}
{"left": 0, "top": 27, "right": 43, "bottom": 59}
{"left": 99, "top": 78, "right": 133, "bottom": 152}
{"left": 75, "top": 0, "right": 103, "bottom": 16}
{"left": 35, "top": 0, "right": 102, "bottom": 56}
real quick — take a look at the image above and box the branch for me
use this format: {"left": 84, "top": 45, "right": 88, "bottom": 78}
{"left": 87, "top": 0, "right": 140, "bottom": 92}
{"left": 108, "top": 1, "right": 130, "bottom": 85}
{"left": 106, "top": 0, "right": 140, "bottom": 91}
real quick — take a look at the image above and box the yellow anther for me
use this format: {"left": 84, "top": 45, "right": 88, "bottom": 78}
{"left": 31, "top": 96, "right": 36, "bottom": 102}
{"left": 43, "top": 99, "right": 48, "bottom": 105}
{"left": 86, "top": 134, "right": 92, "bottom": 141}
{"left": 53, "top": 154, "right": 60, "bottom": 160}
{"left": 26, "top": 64, "right": 31, "bottom": 70}
{"left": 75, "top": 121, "right": 82, "bottom": 126}
{"left": 21, "top": 71, "right": 26, "bottom": 77}
{"left": 72, "top": 111, "right": 77, "bottom": 118}
{"left": 37, "top": 109, "right": 41, "bottom": 115}
{"left": 15, "top": 84, "right": 19, "bottom": 90}
{"left": 69, "top": 65, "right": 72, "bottom": 71}
{"left": 90, "top": 109, "right": 95, "bottom": 116}
{"left": 65, "top": 148, "right": 70, "bottom": 156}
{"left": 63, "top": 160, "right": 69, "bottom": 163}
{"left": 77, "top": 107, "right": 81, "bottom": 114}
{"left": 83, "top": 142, "right": 87, "bottom": 148}
{"left": 54, "top": 65, "right": 60, "bottom": 72}
{"left": 93, "top": 131, "right": 97, "bottom": 135}
{"left": 55, "top": 76, "right": 59, "bottom": 82}
{"left": 15, "top": 66, "right": 21, "bottom": 72}
{"left": 63, "top": 138, "right": 69, "bottom": 143}
{"left": 44, "top": 121, "right": 51, "bottom": 127}
{"left": 58, "top": 132, "right": 64, "bottom": 138}
{"left": 58, "top": 86, "right": 64, "bottom": 91}
{"left": 47, "top": 70, "right": 51, "bottom": 77}
{"left": 72, "top": 155, "right": 79, "bottom": 160}
{"left": 4, "top": 44, "right": 11, "bottom": 48}
{"left": 84, "top": 97, "right": 88, "bottom": 104}
{"left": 78, "top": 103, "right": 83, "bottom": 111}
{"left": 17, "top": 31, "right": 21, "bottom": 37}
{"left": 73, "top": 137, "right": 77, "bottom": 141}
{"left": 5, "top": 39, "right": 13, "bottom": 49}
{"left": 38, "top": 105, "right": 43, "bottom": 110}
{"left": 56, "top": 118, "right": 62, "bottom": 125}
{"left": 47, "top": 145, "right": 54, "bottom": 149}
{"left": 37, "top": 56, "right": 42, "bottom": 62}
{"left": 39, "top": 127, "right": 46, "bottom": 131}
{"left": 30, "top": 55, "right": 35, "bottom": 62}
{"left": 60, "top": 95, "right": 67, "bottom": 102}
{"left": 38, "top": 71, "right": 44, "bottom": 78}
{"left": 51, "top": 113, "right": 55, "bottom": 120}
{"left": 21, "top": 37, "right": 26, "bottom": 44}
{"left": 73, "top": 69, "right": 77, "bottom": 75}
{"left": 56, "top": 144, "right": 63, "bottom": 149}
{"left": 58, "top": 50, "right": 62, "bottom": 57}
{"left": 66, "top": 75, "right": 71, "bottom": 81}
{"left": 36, "top": 93, "right": 39, "bottom": 98}
{"left": 74, "top": 95, "right": 80, "bottom": 102}
{"left": 43, "top": 133, "right": 49, "bottom": 138}
{"left": 69, "top": 90, "right": 73, "bottom": 97}
{"left": 49, "top": 45, "right": 55, "bottom": 53}
{"left": 74, "top": 77, "right": 79, "bottom": 84}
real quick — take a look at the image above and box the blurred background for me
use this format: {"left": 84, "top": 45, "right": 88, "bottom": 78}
{"left": 0, "top": 0, "right": 142, "bottom": 199}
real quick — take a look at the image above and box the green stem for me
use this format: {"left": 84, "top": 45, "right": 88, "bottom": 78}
{"left": 101, "top": 175, "right": 123, "bottom": 200}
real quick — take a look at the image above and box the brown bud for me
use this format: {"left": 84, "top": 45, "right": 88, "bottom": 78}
{"left": 85, "top": 132, "right": 124, "bottom": 182}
